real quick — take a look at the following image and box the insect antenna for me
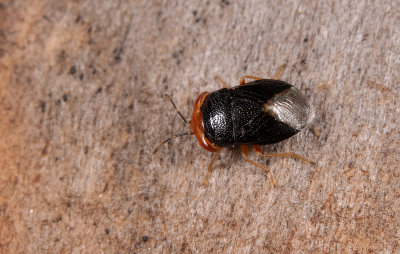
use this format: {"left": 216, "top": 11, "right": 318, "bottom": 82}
{"left": 165, "top": 94, "right": 189, "bottom": 124}
{"left": 153, "top": 94, "right": 193, "bottom": 154}
{"left": 153, "top": 131, "right": 194, "bottom": 154}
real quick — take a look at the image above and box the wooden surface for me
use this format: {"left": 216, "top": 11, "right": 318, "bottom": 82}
{"left": 1, "top": 0, "right": 399, "bottom": 253}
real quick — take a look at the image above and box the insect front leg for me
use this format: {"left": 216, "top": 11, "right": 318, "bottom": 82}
{"left": 214, "top": 76, "right": 228, "bottom": 88}
{"left": 202, "top": 149, "right": 222, "bottom": 185}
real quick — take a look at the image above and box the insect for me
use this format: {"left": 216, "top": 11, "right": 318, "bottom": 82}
{"left": 154, "top": 75, "right": 313, "bottom": 186}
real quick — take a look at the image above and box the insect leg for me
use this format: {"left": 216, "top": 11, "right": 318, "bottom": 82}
{"left": 272, "top": 64, "right": 287, "bottom": 79}
{"left": 253, "top": 145, "right": 315, "bottom": 165}
{"left": 240, "top": 64, "right": 288, "bottom": 85}
{"left": 241, "top": 145, "right": 276, "bottom": 187}
{"left": 214, "top": 75, "right": 228, "bottom": 88}
{"left": 239, "top": 75, "right": 264, "bottom": 85}
{"left": 202, "top": 149, "right": 222, "bottom": 185}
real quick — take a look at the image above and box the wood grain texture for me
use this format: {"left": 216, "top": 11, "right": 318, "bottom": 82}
{"left": 1, "top": 0, "right": 399, "bottom": 253}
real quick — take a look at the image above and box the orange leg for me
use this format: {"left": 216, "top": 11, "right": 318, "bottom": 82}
{"left": 214, "top": 75, "right": 228, "bottom": 88}
{"left": 239, "top": 75, "right": 264, "bottom": 85}
{"left": 202, "top": 149, "right": 222, "bottom": 185}
{"left": 240, "top": 64, "right": 288, "bottom": 85}
{"left": 253, "top": 145, "right": 315, "bottom": 165}
{"left": 241, "top": 145, "right": 276, "bottom": 187}
{"left": 273, "top": 64, "right": 287, "bottom": 79}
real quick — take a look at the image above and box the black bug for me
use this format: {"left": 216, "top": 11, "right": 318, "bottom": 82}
{"left": 154, "top": 75, "right": 313, "bottom": 186}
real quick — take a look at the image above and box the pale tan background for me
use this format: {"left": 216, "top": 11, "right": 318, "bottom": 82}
{"left": 1, "top": 0, "right": 399, "bottom": 253}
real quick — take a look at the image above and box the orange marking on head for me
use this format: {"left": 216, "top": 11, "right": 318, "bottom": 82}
{"left": 190, "top": 92, "right": 221, "bottom": 152}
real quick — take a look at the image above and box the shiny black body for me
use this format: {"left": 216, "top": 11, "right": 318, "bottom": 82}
{"left": 201, "top": 79, "right": 299, "bottom": 147}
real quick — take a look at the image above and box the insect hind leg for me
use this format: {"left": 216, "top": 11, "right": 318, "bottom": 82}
{"left": 253, "top": 145, "right": 315, "bottom": 165}
{"left": 241, "top": 145, "right": 276, "bottom": 187}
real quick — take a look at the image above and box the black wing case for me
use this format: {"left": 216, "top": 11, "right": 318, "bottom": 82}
{"left": 201, "top": 88, "right": 235, "bottom": 146}
{"left": 230, "top": 79, "right": 299, "bottom": 145}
